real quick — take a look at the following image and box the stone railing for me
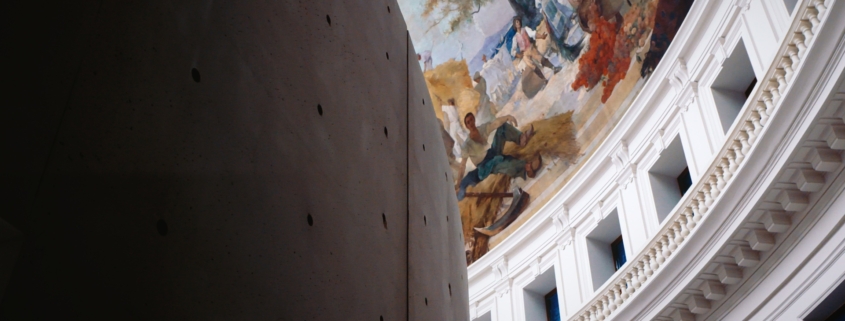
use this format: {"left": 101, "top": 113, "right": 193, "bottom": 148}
{"left": 569, "top": 1, "right": 832, "bottom": 320}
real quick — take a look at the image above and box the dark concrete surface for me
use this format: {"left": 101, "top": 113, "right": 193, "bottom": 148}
{"left": 1, "top": 0, "right": 466, "bottom": 320}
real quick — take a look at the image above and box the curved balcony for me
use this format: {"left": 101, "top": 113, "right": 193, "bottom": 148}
{"left": 467, "top": 0, "right": 845, "bottom": 320}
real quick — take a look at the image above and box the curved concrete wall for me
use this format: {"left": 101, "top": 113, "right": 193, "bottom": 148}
{"left": 1, "top": 0, "right": 467, "bottom": 320}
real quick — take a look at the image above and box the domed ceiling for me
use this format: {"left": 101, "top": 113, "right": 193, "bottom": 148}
{"left": 398, "top": 0, "right": 694, "bottom": 264}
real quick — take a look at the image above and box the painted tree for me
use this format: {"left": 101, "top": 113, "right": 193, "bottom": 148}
{"left": 572, "top": 0, "right": 656, "bottom": 103}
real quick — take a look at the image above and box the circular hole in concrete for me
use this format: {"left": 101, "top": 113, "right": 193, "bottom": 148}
{"left": 156, "top": 219, "right": 168, "bottom": 236}
{"left": 318, "top": 104, "right": 323, "bottom": 116}
{"left": 326, "top": 15, "right": 331, "bottom": 26}
{"left": 307, "top": 214, "right": 314, "bottom": 226}
{"left": 386, "top": 52, "right": 389, "bottom": 60}
{"left": 384, "top": 126, "right": 388, "bottom": 137}
{"left": 382, "top": 213, "right": 387, "bottom": 229}
{"left": 191, "top": 68, "right": 201, "bottom": 83}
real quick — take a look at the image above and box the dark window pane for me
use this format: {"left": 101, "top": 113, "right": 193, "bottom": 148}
{"left": 611, "top": 236, "right": 627, "bottom": 271}
{"left": 545, "top": 289, "right": 561, "bottom": 321}
{"left": 744, "top": 77, "right": 758, "bottom": 98}
{"left": 677, "top": 167, "right": 692, "bottom": 196}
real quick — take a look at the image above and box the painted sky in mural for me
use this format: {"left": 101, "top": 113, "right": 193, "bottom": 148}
{"left": 398, "top": 0, "right": 694, "bottom": 265}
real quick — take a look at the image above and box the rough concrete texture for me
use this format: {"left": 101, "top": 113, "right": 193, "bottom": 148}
{"left": 408, "top": 35, "right": 471, "bottom": 321}
{"left": 1, "top": 0, "right": 466, "bottom": 320}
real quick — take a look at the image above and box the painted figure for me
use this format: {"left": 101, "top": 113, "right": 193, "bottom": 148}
{"left": 473, "top": 72, "right": 498, "bottom": 124}
{"left": 417, "top": 50, "right": 433, "bottom": 72}
{"left": 441, "top": 98, "right": 469, "bottom": 159}
{"left": 455, "top": 113, "right": 540, "bottom": 200}
{"left": 511, "top": 17, "right": 562, "bottom": 80}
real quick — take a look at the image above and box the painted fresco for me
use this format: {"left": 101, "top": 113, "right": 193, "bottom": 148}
{"left": 399, "top": 0, "right": 694, "bottom": 264}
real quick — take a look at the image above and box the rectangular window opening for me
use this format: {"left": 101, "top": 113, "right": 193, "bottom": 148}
{"left": 712, "top": 39, "right": 757, "bottom": 133}
{"left": 523, "top": 268, "right": 560, "bottom": 321}
{"left": 586, "top": 209, "right": 625, "bottom": 290}
{"left": 648, "top": 135, "right": 691, "bottom": 223}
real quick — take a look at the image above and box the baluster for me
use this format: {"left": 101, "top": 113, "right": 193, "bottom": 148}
{"left": 648, "top": 249, "right": 659, "bottom": 274}
{"left": 786, "top": 45, "right": 800, "bottom": 66}
{"left": 754, "top": 102, "right": 770, "bottom": 127}
{"left": 761, "top": 92, "right": 776, "bottom": 117}
{"left": 739, "top": 130, "right": 752, "bottom": 154}
{"left": 655, "top": 241, "right": 666, "bottom": 265}
{"left": 792, "top": 33, "right": 808, "bottom": 56}
{"left": 620, "top": 276, "right": 630, "bottom": 300}
{"left": 661, "top": 235, "right": 672, "bottom": 260}
{"left": 696, "top": 193, "right": 708, "bottom": 216}
{"left": 749, "top": 113, "right": 763, "bottom": 137}
{"left": 804, "top": 8, "right": 821, "bottom": 30}
{"left": 719, "top": 157, "right": 733, "bottom": 180}
{"left": 798, "top": 20, "right": 814, "bottom": 43}
{"left": 780, "top": 58, "right": 794, "bottom": 81}
{"left": 684, "top": 207, "right": 697, "bottom": 230}
{"left": 690, "top": 198, "right": 703, "bottom": 221}
{"left": 600, "top": 297, "right": 609, "bottom": 320}
{"left": 709, "top": 175, "right": 720, "bottom": 199}
{"left": 743, "top": 121, "right": 757, "bottom": 145}
{"left": 589, "top": 306, "right": 598, "bottom": 321}
{"left": 625, "top": 272, "right": 636, "bottom": 296}
{"left": 715, "top": 166, "right": 727, "bottom": 189}
{"left": 637, "top": 261, "right": 647, "bottom": 284}
{"left": 733, "top": 140, "right": 745, "bottom": 165}
{"left": 727, "top": 149, "right": 739, "bottom": 173}
{"left": 811, "top": 0, "right": 827, "bottom": 17}
{"left": 774, "top": 69, "right": 787, "bottom": 93}
{"left": 614, "top": 285, "right": 623, "bottom": 307}
{"left": 767, "top": 81, "right": 782, "bottom": 103}
{"left": 671, "top": 221, "right": 684, "bottom": 246}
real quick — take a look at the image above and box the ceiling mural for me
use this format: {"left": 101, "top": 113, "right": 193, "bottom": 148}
{"left": 399, "top": 0, "right": 694, "bottom": 264}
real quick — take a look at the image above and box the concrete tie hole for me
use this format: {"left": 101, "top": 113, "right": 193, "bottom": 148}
{"left": 387, "top": 5, "right": 390, "bottom": 13}
{"left": 317, "top": 104, "right": 323, "bottom": 116}
{"left": 425, "top": 297, "right": 428, "bottom": 306}
{"left": 424, "top": 216, "right": 427, "bottom": 225}
{"left": 422, "top": 99, "right": 425, "bottom": 105}
{"left": 307, "top": 214, "right": 314, "bottom": 226}
{"left": 382, "top": 213, "right": 387, "bottom": 229}
{"left": 384, "top": 126, "right": 388, "bottom": 138}
{"left": 326, "top": 15, "right": 331, "bottom": 26}
{"left": 191, "top": 68, "right": 200, "bottom": 83}
{"left": 386, "top": 52, "right": 389, "bottom": 60}
{"left": 448, "top": 283, "right": 452, "bottom": 296}
{"left": 423, "top": 144, "right": 425, "bottom": 151}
